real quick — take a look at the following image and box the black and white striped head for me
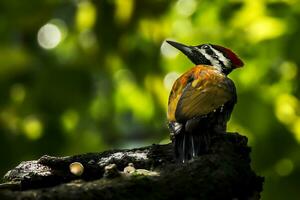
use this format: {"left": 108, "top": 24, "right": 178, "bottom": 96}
{"left": 166, "top": 40, "right": 244, "bottom": 74}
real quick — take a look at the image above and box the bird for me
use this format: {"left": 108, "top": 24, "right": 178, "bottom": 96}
{"left": 166, "top": 40, "right": 244, "bottom": 163}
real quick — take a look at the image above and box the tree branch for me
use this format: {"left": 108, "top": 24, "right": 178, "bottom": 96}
{"left": 0, "top": 132, "right": 263, "bottom": 200}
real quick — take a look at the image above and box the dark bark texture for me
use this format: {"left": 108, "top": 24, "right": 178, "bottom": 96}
{"left": 0, "top": 132, "right": 264, "bottom": 200}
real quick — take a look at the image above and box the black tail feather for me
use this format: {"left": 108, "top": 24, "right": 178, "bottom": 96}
{"left": 174, "top": 132, "right": 210, "bottom": 163}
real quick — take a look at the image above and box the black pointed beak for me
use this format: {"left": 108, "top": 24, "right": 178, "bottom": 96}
{"left": 166, "top": 40, "right": 194, "bottom": 58}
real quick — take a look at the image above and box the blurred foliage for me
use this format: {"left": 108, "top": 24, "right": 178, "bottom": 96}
{"left": 0, "top": 0, "right": 300, "bottom": 199}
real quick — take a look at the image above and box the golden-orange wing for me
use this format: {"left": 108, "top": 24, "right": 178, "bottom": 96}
{"left": 167, "top": 65, "right": 236, "bottom": 122}
{"left": 167, "top": 69, "right": 192, "bottom": 121}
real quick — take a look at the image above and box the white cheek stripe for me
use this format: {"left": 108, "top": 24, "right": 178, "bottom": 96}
{"left": 209, "top": 45, "right": 230, "bottom": 68}
{"left": 195, "top": 47, "right": 221, "bottom": 68}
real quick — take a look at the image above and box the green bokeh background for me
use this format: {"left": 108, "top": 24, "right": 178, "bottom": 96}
{"left": 1, "top": 0, "right": 300, "bottom": 199}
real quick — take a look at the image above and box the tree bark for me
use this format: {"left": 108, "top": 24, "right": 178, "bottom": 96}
{"left": 0, "top": 132, "right": 263, "bottom": 200}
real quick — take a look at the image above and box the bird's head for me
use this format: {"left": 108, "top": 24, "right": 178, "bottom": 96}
{"left": 166, "top": 40, "right": 244, "bottom": 75}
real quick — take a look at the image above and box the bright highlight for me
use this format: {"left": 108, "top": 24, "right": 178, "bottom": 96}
{"left": 37, "top": 23, "right": 62, "bottom": 49}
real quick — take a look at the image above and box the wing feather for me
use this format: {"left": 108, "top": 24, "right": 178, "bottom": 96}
{"left": 174, "top": 67, "right": 235, "bottom": 121}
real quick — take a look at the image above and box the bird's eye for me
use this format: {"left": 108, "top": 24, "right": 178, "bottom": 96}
{"left": 205, "top": 48, "right": 214, "bottom": 56}
{"left": 201, "top": 45, "right": 210, "bottom": 49}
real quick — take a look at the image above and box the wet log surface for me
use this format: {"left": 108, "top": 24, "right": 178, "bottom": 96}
{"left": 0, "top": 132, "right": 264, "bottom": 200}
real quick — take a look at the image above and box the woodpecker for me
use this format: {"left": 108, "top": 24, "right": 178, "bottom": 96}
{"left": 166, "top": 40, "right": 244, "bottom": 162}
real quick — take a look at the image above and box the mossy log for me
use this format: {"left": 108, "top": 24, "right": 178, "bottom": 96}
{"left": 0, "top": 132, "right": 263, "bottom": 200}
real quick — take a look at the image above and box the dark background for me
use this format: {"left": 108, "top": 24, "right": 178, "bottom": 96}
{"left": 0, "top": 0, "right": 300, "bottom": 199}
